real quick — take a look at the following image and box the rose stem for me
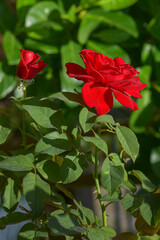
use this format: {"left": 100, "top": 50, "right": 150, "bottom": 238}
{"left": 22, "top": 86, "right": 27, "bottom": 150}
{"left": 94, "top": 123, "right": 107, "bottom": 227}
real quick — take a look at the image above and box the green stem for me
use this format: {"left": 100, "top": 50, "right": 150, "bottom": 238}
{"left": 22, "top": 86, "right": 27, "bottom": 150}
{"left": 94, "top": 124, "right": 107, "bottom": 227}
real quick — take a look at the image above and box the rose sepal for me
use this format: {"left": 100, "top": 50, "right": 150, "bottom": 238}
{"left": 16, "top": 76, "right": 35, "bottom": 89}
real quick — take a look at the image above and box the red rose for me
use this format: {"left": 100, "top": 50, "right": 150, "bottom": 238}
{"left": 66, "top": 49, "right": 147, "bottom": 115}
{"left": 16, "top": 49, "right": 47, "bottom": 80}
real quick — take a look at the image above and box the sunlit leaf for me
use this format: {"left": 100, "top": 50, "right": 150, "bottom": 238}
{"left": 2, "top": 31, "right": 22, "bottom": 65}
{"left": 101, "top": 157, "right": 124, "bottom": 195}
{"left": 1, "top": 178, "right": 21, "bottom": 212}
{"left": 116, "top": 126, "right": 139, "bottom": 162}
{"left": 0, "top": 116, "right": 12, "bottom": 144}
{"left": 21, "top": 97, "right": 65, "bottom": 129}
{"left": 48, "top": 212, "right": 85, "bottom": 236}
{"left": 85, "top": 9, "right": 138, "bottom": 38}
{"left": 0, "top": 212, "right": 32, "bottom": 230}
{"left": 23, "top": 172, "right": 51, "bottom": 217}
{"left": 131, "top": 170, "right": 156, "bottom": 192}
{"left": 0, "top": 154, "right": 34, "bottom": 171}
{"left": 25, "top": 1, "right": 59, "bottom": 27}
{"left": 35, "top": 131, "right": 72, "bottom": 156}
{"left": 79, "top": 107, "right": 96, "bottom": 133}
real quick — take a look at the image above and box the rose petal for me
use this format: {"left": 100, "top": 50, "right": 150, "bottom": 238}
{"left": 20, "top": 49, "right": 35, "bottom": 65}
{"left": 65, "top": 63, "right": 96, "bottom": 82}
{"left": 16, "top": 65, "right": 28, "bottom": 79}
{"left": 29, "top": 53, "right": 41, "bottom": 66}
{"left": 37, "top": 60, "right": 48, "bottom": 73}
{"left": 27, "top": 68, "right": 38, "bottom": 80}
{"left": 82, "top": 82, "right": 113, "bottom": 115}
{"left": 16, "top": 49, "right": 47, "bottom": 80}
{"left": 112, "top": 88, "right": 138, "bottom": 111}
{"left": 108, "top": 77, "right": 147, "bottom": 92}
{"left": 16, "top": 54, "right": 29, "bottom": 79}
{"left": 125, "top": 90, "right": 142, "bottom": 98}
{"left": 80, "top": 52, "right": 105, "bottom": 83}
{"left": 102, "top": 72, "right": 128, "bottom": 82}
{"left": 114, "top": 57, "right": 125, "bottom": 66}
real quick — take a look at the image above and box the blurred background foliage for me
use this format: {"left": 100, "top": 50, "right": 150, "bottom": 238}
{"left": 0, "top": 0, "right": 160, "bottom": 183}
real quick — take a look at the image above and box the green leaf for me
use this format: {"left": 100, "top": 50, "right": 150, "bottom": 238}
{"left": 109, "top": 153, "right": 128, "bottom": 181}
{"left": 37, "top": 151, "right": 84, "bottom": 184}
{"left": 79, "top": 107, "right": 96, "bottom": 133}
{"left": 113, "top": 232, "right": 138, "bottom": 240}
{"left": 2, "top": 31, "right": 22, "bottom": 65}
{"left": 100, "top": 0, "right": 138, "bottom": 10}
{"left": 18, "top": 223, "right": 48, "bottom": 240}
{"left": 25, "top": 38, "right": 59, "bottom": 54}
{"left": 81, "top": 0, "right": 138, "bottom": 10}
{"left": 16, "top": 0, "right": 37, "bottom": 10}
{"left": 0, "top": 212, "right": 32, "bottom": 230}
{"left": 140, "top": 198, "right": 152, "bottom": 226}
{"left": 83, "top": 132, "right": 108, "bottom": 155}
{"left": 0, "top": 153, "right": 34, "bottom": 171}
{"left": 85, "top": 9, "right": 138, "bottom": 38}
{"left": 23, "top": 172, "right": 51, "bottom": 217}
{"left": 87, "top": 41, "right": 130, "bottom": 63}
{"left": 140, "top": 236, "right": 160, "bottom": 240}
{"left": 0, "top": 116, "right": 11, "bottom": 144}
{"left": 48, "top": 212, "right": 85, "bottom": 236}
{"left": 93, "top": 29, "right": 130, "bottom": 44}
{"left": 25, "top": 1, "right": 59, "bottom": 27}
{"left": 0, "top": 63, "right": 16, "bottom": 99}
{"left": 139, "top": 193, "right": 160, "bottom": 227}
{"left": 100, "top": 157, "right": 124, "bottom": 195}
{"left": 121, "top": 193, "right": 135, "bottom": 211}
{"left": 37, "top": 159, "right": 61, "bottom": 183}
{"left": 48, "top": 91, "right": 85, "bottom": 106}
{"left": 96, "top": 114, "right": 115, "bottom": 125}
{"left": 148, "top": 14, "right": 160, "bottom": 40}
{"left": 35, "top": 131, "right": 72, "bottom": 156}
{"left": 60, "top": 152, "right": 84, "bottom": 184}
{"left": 150, "top": 193, "right": 160, "bottom": 227}
{"left": 66, "top": 4, "right": 76, "bottom": 23}
{"left": 21, "top": 97, "right": 65, "bottom": 129}
{"left": 121, "top": 193, "right": 142, "bottom": 215}
{"left": 131, "top": 170, "right": 156, "bottom": 192}
{"left": 116, "top": 126, "right": 139, "bottom": 162}
{"left": 78, "top": 14, "right": 100, "bottom": 44}
{"left": 60, "top": 40, "right": 83, "bottom": 93}
{"left": 23, "top": 1, "right": 62, "bottom": 40}
{"left": 18, "top": 223, "right": 36, "bottom": 240}
{"left": 138, "top": 65, "right": 152, "bottom": 87}
{"left": 1, "top": 178, "right": 21, "bottom": 212}
{"left": 121, "top": 179, "right": 137, "bottom": 193}
{"left": 73, "top": 199, "right": 95, "bottom": 225}
{"left": 129, "top": 90, "right": 154, "bottom": 133}
{"left": 101, "top": 189, "right": 122, "bottom": 202}
{"left": 80, "top": 206, "right": 95, "bottom": 224}
{"left": 87, "top": 226, "right": 116, "bottom": 240}
{"left": 141, "top": 43, "right": 152, "bottom": 64}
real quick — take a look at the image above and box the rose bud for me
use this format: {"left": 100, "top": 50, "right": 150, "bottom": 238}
{"left": 16, "top": 49, "right": 47, "bottom": 81}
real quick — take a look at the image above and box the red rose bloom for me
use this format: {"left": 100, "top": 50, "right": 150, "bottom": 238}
{"left": 16, "top": 49, "right": 47, "bottom": 80}
{"left": 66, "top": 49, "right": 147, "bottom": 115}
